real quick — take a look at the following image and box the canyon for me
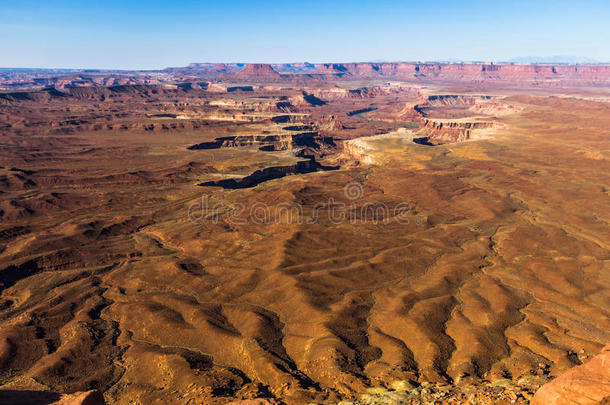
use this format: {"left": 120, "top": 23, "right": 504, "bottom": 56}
{"left": 0, "top": 63, "right": 609, "bottom": 405}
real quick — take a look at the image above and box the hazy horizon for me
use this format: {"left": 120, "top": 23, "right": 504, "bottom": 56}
{"left": 1, "top": 56, "right": 609, "bottom": 72}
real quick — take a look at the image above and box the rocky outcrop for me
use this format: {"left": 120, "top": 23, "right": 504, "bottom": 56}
{"left": 422, "top": 118, "right": 494, "bottom": 131}
{"left": 200, "top": 158, "right": 338, "bottom": 189}
{"left": 414, "top": 95, "right": 493, "bottom": 116}
{"left": 54, "top": 390, "right": 105, "bottom": 405}
{"left": 315, "top": 63, "right": 350, "bottom": 75}
{"left": 417, "top": 118, "right": 495, "bottom": 144}
{"left": 188, "top": 131, "right": 334, "bottom": 153}
{"left": 287, "top": 92, "right": 326, "bottom": 107}
{"left": 235, "top": 64, "right": 282, "bottom": 80}
{"left": 188, "top": 134, "right": 296, "bottom": 151}
{"left": 414, "top": 94, "right": 523, "bottom": 118}
{"left": 343, "top": 136, "right": 379, "bottom": 165}
{"left": 309, "top": 85, "right": 420, "bottom": 101}
{"left": 423, "top": 95, "right": 493, "bottom": 107}
{"left": 314, "top": 115, "right": 346, "bottom": 134}
{"left": 532, "top": 346, "right": 610, "bottom": 405}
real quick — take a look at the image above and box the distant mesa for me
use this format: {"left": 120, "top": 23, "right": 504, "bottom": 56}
{"left": 273, "top": 62, "right": 316, "bottom": 73}
{"left": 235, "top": 64, "right": 282, "bottom": 79}
{"left": 316, "top": 63, "right": 349, "bottom": 74}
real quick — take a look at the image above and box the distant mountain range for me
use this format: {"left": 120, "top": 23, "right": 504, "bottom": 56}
{"left": 506, "top": 56, "right": 601, "bottom": 64}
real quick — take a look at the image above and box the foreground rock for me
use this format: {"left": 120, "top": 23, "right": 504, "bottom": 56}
{"left": 333, "top": 378, "right": 547, "bottom": 404}
{"left": 532, "top": 346, "right": 610, "bottom": 405}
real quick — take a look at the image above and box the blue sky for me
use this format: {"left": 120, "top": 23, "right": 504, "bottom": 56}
{"left": 1, "top": 0, "right": 608, "bottom": 69}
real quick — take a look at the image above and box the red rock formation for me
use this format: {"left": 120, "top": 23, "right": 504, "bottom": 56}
{"left": 206, "top": 83, "right": 229, "bottom": 93}
{"left": 235, "top": 64, "right": 282, "bottom": 79}
{"left": 3, "top": 62, "right": 610, "bottom": 92}
{"left": 417, "top": 118, "right": 495, "bottom": 143}
{"left": 532, "top": 345, "right": 610, "bottom": 405}
{"left": 314, "top": 114, "right": 347, "bottom": 136}
{"left": 313, "top": 62, "right": 610, "bottom": 84}
{"left": 315, "top": 63, "right": 350, "bottom": 74}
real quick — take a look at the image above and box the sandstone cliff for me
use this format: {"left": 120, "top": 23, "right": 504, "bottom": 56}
{"left": 417, "top": 118, "right": 495, "bottom": 143}
{"left": 532, "top": 346, "right": 610, "bottom": 405}
{"left": 312, "top": 62, "right": 610, "bottom": 84}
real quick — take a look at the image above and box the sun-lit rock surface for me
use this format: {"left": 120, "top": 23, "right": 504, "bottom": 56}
{"left": 532, "top": 346, "right": 610, "bottom": 405}
{"left": 0, "top": 68, "right": 608, "bottom": 404}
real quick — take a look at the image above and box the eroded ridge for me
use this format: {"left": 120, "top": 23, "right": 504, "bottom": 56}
{"left": 0, "top": 74, "right": 609, "bottom": 404}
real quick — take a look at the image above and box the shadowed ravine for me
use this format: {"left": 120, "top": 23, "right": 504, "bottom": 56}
{"left": 200, "top": 158, "right": 339, "bottom": 189}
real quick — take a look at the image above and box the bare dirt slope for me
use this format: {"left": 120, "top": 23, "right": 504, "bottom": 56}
{"left": 0, "top": 80, "right": 608, "bottom": 404}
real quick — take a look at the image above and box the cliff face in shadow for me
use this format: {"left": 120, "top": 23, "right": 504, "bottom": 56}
{"left": 200, "top": 159, "right": 338, "bottom": 189}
